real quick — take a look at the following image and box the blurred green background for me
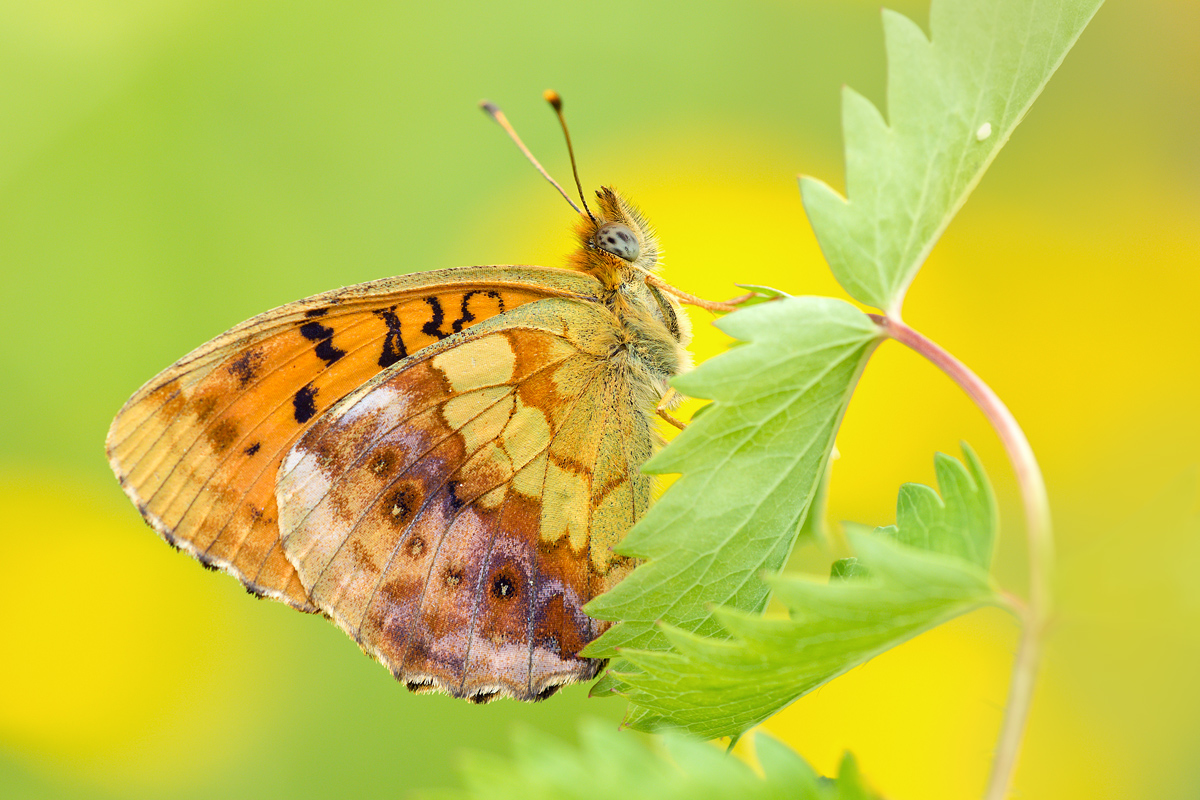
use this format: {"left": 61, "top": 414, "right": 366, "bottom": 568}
{"left": 2, "top": 0, "right": 1197, "bottom": 797}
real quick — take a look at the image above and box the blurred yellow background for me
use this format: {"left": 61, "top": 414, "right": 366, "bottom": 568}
{"left": 1, "top": 1, "right": 1196, "bottom": 798}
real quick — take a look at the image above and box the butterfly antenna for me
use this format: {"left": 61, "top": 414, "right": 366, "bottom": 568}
{"left": 543, "top": 90, "right": 596, "bottom": 222}
{"left": 480, "top": 99, "right": 583, "bottom": 215}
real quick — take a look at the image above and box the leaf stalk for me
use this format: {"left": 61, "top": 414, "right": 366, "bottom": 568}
{"left": 869, "top": 313, "right": 1052, "bottom": 800}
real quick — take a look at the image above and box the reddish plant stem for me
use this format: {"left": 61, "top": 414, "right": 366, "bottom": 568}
{"left": 870, "top": 313, "right": 1052, "bottom": 800}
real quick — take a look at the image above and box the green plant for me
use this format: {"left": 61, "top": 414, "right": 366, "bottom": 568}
{"left": 443, "top": 0, "right": 1104, "bottom": 796}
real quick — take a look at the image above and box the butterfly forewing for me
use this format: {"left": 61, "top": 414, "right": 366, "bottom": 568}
{"left": 106, "top": 267, "right": 597, "bottom": 610}
{"left": 276, "top": 298, "right": 643, "bottom": 701}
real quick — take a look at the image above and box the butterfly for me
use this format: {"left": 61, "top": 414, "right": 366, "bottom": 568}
{"left": 106, "top": 93, "right": 732, "bottom": 703}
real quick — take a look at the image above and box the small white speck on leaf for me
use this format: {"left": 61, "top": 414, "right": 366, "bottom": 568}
{"left": 975, "top": 122, "right": 992, "bottom": 141}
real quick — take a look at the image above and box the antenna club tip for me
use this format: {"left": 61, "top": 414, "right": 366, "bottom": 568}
{"left": 480, "top": 100, "right": 500, "bottom": 115}
{"left": 543, "top": 89, "right": 563, "bottom": 110}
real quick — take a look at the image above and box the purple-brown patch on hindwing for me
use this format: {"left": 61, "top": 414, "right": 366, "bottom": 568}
{"left": 382, "top": 478, "right": 423, "bottom": 530}
{"left": 380, "top": 575, "right": 420, "bottom": 608}
{"left": 363, "top": 388, "right": 539, "bottom": 695}
{"left": 405, "top": 535, "right": 426, "bottom": 559}
{"left": 459, "top": 536, "right": 537, "bottom": 693}
{"left": 279, "top": 385, "right": 448, "bottom": 634}
{"left": 359, "top": 492, "right": 454, "bottom": 672}
{"left": 369, "top": 448, "right": 399, "bottom": 478}
{"left": 528, "top": 536, "right": 598, "bottom": 687}
{"left": 352, "top": 434, "right": 470, "bottom": 675}
{"left": 307, "top": 471, "right": 426, "bottom": 623}
{"left": 351, "top": 539, "right": 377, "bottom": 573}
{"left": 491, "top": 572, "right": 517, "bottom": 601}
{"left": 375, "top": 574, "right": 423, "bottom": 649}
{"left": 394, "top": 503, "right": 499, "bottom": 691}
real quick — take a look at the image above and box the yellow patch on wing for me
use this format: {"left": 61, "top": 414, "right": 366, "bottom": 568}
{"left": 542, "top": 462, "right": 591, "bottom": 551}
{"left": 448, "top": 387, "right": 515, "bottom": 455}
{"left": 500, "top": 397, "right": 551, "bottom": 464}
{"left": 432, "top": 334, "right": 517, "bottom": 393}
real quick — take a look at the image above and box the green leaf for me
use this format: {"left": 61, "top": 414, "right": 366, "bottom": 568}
{"left": 833, "top": 753, "right": 874, "bottom": 800}
{"left": 800, "top": 0, "right": 1105, "bottom": 312}
{"left": 879, "top": 443, "right": 996, "bottom": 569}
{"left": 731, "top": 283, "right": 793, "bottom": 308}
{"left": 583, "top": 298, "right": 882, "bottom": 681}
{"left": 612, "top": 448, "right": 1003, "bottom": 738}
{"left": 428, "top": 722, "right": 881, "bottom": 800}
{"left": 753, "top": 733, "right": 822, "bottom": 797}
{"left": 798, "top": 452, "right": 833, "bottom": 544}
{"left": 830, "top": 557, "right": 867, "bottom": 581}
{"left": 734, "top": 284, "right": 791, "bottom": 298}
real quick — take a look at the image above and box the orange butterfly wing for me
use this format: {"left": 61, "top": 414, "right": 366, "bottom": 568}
{"left": 106, "top": 267, "right": 597, "bottom": 611}
{"left": 275, "top": 297, "right": 646, "bottom": 701}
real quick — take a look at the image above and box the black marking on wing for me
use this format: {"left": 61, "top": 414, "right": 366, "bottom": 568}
{"left": 226, "top": 349, "right": 264, "bottom": 388}
{"left": 374, "top": 307, "right": 408, "bottom": 368}
{"left": 314, "top": 338, "right": 346, "bottom": 366}
{"left": 422, "top": 296, "right": 448, "bottom": 340}
{"left": 445, "top": 479, "right": 465, "bottom": 512}
{"left": 452, "top": 289, "right": 504, "bottom": 334}
{"left": 298, "top": 320, "right": 346, "bottom": 367}
{"left": 293, "top": 383, "right": 319, "bottom": 423}
{"left": 298, "top": 320, "right": 330, "bottom": 341}
{"left": 491, "top": 574, "right": 516, "bottom": 600}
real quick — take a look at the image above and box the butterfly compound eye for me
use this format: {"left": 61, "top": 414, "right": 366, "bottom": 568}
{"left": 593, "top": 223, "right": 640, "bottom": 261}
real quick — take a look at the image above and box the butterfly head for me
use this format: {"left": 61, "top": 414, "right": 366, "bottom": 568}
{"left": 571, "top": 187, "right": 661, "bottom": 288}
{"left": 570, "top": 186, "right": 692, "bottom": 353}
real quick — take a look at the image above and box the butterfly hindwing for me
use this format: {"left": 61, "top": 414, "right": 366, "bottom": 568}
{"left": 275, "top": 297, "right": 645, "bottom": 701}
{"left": 106, "top": 267, "right": 598, "bottom": 611}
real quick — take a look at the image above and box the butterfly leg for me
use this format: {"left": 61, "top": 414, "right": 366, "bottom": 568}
{"left": 643, "top": 275, "right": 761, "bottom": 314}
{"left": 655, "top": 388, "right": 686, "bottom": 431}
{"left": 722, "top": 291, "right": 757, "bottom": 306}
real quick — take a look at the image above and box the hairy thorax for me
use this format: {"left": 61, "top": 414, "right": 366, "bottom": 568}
{"left": 569, "top": 187, "right": 694, "bottom": 414}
